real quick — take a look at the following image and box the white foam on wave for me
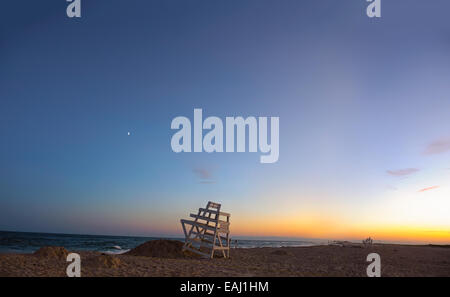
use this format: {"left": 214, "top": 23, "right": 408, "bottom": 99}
{"left": 102, "top": 249, "right": 130, "bottom": 255}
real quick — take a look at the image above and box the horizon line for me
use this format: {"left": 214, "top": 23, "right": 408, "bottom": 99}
{"left": 1, "top": 229, "right": 447, "bottom": 246}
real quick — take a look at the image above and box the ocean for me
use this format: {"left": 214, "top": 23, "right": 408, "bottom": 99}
{"left": 0, "top": 231, "right": 321, "bottom": 254}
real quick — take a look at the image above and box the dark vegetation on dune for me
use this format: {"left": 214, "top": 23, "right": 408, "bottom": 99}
{"left": 125, "top": 239, "right": 200, "bottom": 259}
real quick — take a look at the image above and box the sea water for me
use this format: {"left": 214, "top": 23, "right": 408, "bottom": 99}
{"left": 0, "top": 230, "right": 321, "bottom": 254}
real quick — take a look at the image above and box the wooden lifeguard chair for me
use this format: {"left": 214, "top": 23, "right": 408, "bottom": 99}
{"left": 180, "top": 201, "right": 231, "bottom": 259}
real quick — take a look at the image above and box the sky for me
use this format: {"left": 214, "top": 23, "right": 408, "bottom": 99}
{"left": 1, "top": 0, "right": 450, "bottom": 243}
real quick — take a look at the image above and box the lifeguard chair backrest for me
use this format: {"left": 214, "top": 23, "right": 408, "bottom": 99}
{"left": 207, "top": 201, "right": 221, "bottom": 210}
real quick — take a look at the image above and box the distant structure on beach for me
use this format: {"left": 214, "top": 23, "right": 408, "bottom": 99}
{"left": 180, "top": 201, "right": 231, "bottom": 258}
{"left": 362, "top": 237, "right": 373, "bottom": 248}
{"left": 328, "top": 238, "right": 374, "bottom": 248}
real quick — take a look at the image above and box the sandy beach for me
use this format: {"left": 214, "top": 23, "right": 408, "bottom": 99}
{"left": 0, "top": 241, "right": 449, "bottom": 277}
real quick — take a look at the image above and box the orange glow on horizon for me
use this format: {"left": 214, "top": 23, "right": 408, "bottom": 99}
{"left": 122, "top": 198, "right": 450, "bottom": 244}
{"left": 227, "top": 214, "right": 450, "bottom": 244}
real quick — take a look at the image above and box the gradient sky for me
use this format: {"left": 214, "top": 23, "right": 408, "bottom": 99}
{"left": 1, "top": 0, "right": 450, "bottom": 243}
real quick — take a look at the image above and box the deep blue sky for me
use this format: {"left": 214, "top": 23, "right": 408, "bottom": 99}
{"left": 1, "top": 1, "right": 449, "bottom": 242}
